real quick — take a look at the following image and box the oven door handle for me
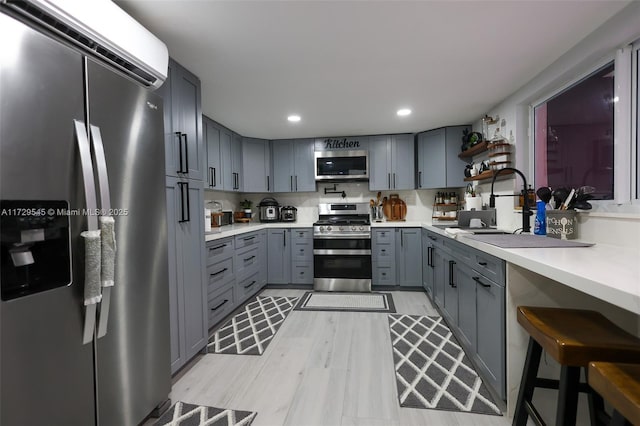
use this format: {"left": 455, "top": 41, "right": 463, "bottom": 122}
{"left": 313, "top": 233, "right": 371, "bottom": 239}
{"left": 313, "top": 249, "right": 372, "bottom": 255}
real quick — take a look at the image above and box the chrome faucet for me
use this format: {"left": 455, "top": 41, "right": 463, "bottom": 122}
{"left": 489, "top": 167, "right": 532, "bottom": 233}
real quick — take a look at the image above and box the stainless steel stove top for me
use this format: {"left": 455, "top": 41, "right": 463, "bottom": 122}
{"left": 314, "top": 203, "right": 371, "bottom": 238}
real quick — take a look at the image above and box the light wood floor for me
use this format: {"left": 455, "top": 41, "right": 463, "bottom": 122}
{"left": 168, "top": 289, "right": 512, "bottom": 426}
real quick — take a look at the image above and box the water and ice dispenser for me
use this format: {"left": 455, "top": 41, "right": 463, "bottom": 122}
{"left": 1, "top": 200, "right": 71, "bottom": 300}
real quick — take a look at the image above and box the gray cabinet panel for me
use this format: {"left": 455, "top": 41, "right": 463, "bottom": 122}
{"left": 417, "top": 126, "right": 469, "bottom": 189}
{"left": 258, "top": 230, "right": 267, "bottom": 288}
{"left": 242, "top": 138, "right": 270, "bottom": 193}
{"left": 166, "top": 177, "right": 207, "bottom": 373}
{"left": 162, "top": 60, "right": 203, "bottom": 180}
{"left": 291, "top": 263, "right": 313, "bottom": 285}
{"left": 208, "top": 283, "right": 235, "bottom": 329}
{"left": 204, "top": 116, "right": 222, "bottom": 189}
{"left": 267, "top": 229, "right": 291, "bottom": 284}
{"left": 475, "top": 273, "right": 506, "bottom": 399}
{"left": 456, "top": 263, "right": 477, "bottom": 349}
{"left": 433, "top": 246, "right": 446, "bottom": 310}
{"left": 232, "top": 133, "right": 243, "bottom": 191}
{"left": 391, "top": 134, "right": 415, "bottom": 190}
{"left": 220, "top": 128, "right": 233, "bottom": 190}
{"left": 443, "top": 257, "right": 458, "bottom": 325}
{"left": 369, "top": 135, "right": 391, "bottom": 191}
{"left": 373, "top": 263, "right": 396, "bottom": 286}
{"left": 294, "top": 139, "right": 316, "bottom": 192}
{"left": 419, "top": 128, "right": 446, "bottom": 189}
{"left": 397, "top": 228, "right": 422, "bottom": 287}
{"left": 271, "top": 140, "right": 294, "bottom": 192}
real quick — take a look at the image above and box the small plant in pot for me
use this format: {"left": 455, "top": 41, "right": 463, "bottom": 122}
{"left": 240, "top": 199, "right": 253, "bottom": 218}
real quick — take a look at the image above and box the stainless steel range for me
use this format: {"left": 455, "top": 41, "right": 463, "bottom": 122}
{"left": 313, "top": 203, "right": 372, "bottom": 292}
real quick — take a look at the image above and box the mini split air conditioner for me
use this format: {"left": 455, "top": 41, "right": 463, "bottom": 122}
{"left": 3, "top": 0, "right": 168, "bottom": 89}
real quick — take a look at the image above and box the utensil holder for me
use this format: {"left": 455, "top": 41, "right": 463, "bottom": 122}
{"left": 546, "top": 210, "right": 577, "bottom": 239}
{"left": 371, "top": 206, "right": 383, "bottom": 222}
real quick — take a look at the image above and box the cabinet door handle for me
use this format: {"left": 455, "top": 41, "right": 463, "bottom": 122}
{"left": 210, "top": 243, "right": 227, "bottom": 251}
{"left": 243, "top": 236, "right": 256, "bottom": 241}
{"left": 478, "top": 261, "right": 488, "bottom": 266}
{"left": 244, "top": 280, "right": 256, "bottom": 289}
{"left": 213, "top": 167, "right": 217, "bottom": 187}
{"left": 283, "top": 230, "right": 286, "bottom": 247}
{"left": 401, "top": 230, "right": 404, "bottom": 247}
{"left": 244, "top": 255, "right": 256, "bottom": 262}
{"left": 290, "top": 175, "right": 293, "bottom": 191}
{"left": 418, "top": 171, "right": 422, "bottom": 188}
{"left": 175, "top": 132, "right": 184, "bottom": 173}
{"left": 177, "top": 182, "right": 189, "bottom": 223}
{"left": 388, "top": 173, "right": 391, "bottom": 189}
{"left": 211, "top": 299, "right": 229, "bottom": 311}
{"left": 427, "top": 246, "right": 433, "bottom": 267}
{"left": 473, "top": 276, "right": 491, "bottom": 288}
{"left": 267, "top": 175, "right": 270, "bottom": 191}
{"left": 448, "top": 260, "right": 456, "bottom": 288}
{"left": 210, "top": 267, "right": 228, "bottom": 277}
{"left": 295, "top": 175, "right": 298, "bottom": 191}
{"left": 428, "top": 236, "right": 437, "bottom": 241}
{"left": 208, "top": 167, "right": 214, "bottom": 187}
{"left": 393, "top": 173, "right": 396, "bottom": 189}
{"left": 182, "top": 133, "right": 189, "bottom": 172}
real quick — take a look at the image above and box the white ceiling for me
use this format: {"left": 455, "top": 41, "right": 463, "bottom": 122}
{"left": 116, "top": 0, "right": 629, "bottom": 140}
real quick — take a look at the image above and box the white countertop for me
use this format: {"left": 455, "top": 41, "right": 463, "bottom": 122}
{"left": 204, "top": 221, "right": 640, "bottom": 314}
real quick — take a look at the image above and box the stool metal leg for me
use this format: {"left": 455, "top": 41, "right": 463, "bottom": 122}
{"left": 556, "top": 365, "right": 580, "bottom": 426}
{"left": 513, "top": 337, "right": 543, "bottom": 426}
{"left": 585, "top": 367, "right": 605, "bottom": 426}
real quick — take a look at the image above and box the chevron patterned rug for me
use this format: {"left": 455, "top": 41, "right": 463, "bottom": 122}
{"left": 155, "top": 401, "right": 256, "bottom": 426}
{"left": 207, "top": 296, "right": 298, "bottom": 355}
{"left": 388, "top": 314, "right": 502, "bottom": 416}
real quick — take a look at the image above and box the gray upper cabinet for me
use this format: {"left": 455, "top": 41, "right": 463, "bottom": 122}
{"left": 203, "top": 116, "right": 222, "bottom": 189}
{"left": 397, "top": 228, "right": 422, "bottom": 287}
{"left": 369, "top": 134, "right": 415, "bottom": 191}
{"left": 416, "top": 126, "right": 469, "bottom": 189}
{"left": 220, "top": 129, "right": 243, "bottom": 191}
{"left": 242, "top": 138, "right": 271, "bottom": 193}
{"left": 161, "top": 59, "right": 204, "bottom": 181}
{"left": 272, "top": 139, "right": 316, "bottom": 193}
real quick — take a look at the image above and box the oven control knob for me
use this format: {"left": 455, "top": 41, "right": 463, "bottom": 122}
{"left": 359, "top": 226, "right": 365, "bottom": 231}
{"left": 319, "top": 226, "right": 325, "bottom": 232}
{"left": 351, "top": 226, "right": 356, "bottom": 231}
{"left": 327, "top": 226, "right": 332, "bottom": 231}
{"left": 339, "top": 226, "right": 345, "bottom": 231}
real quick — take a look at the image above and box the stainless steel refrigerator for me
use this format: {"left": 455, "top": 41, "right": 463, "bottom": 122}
{"left": 0, "top": 9, "right": 170, "bottom": 426}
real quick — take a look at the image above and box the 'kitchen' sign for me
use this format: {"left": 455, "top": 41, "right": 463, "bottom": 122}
{"left": 314, "top": 136, "right": 369, "bottom": 151}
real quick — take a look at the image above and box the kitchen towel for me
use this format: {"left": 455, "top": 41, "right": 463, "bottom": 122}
{"left": 99, "top": 216, "right": 116, "bottom": 287}
{"left": 81, "top": 230, "right": 102, "bottom": 305}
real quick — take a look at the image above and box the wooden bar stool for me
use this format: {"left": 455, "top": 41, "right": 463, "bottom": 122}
{"left": 513, "top": 306, "right": 640, "bottom": 426}
{"left": 588, "top": 362, "right": 640, "bottom": 426}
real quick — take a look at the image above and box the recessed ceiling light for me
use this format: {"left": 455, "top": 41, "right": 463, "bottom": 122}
{"left": 287, "top": 115, "right": 301, "bottom": 122}
{"left": 397, "top": 108, "right": 412, "bottom": 117}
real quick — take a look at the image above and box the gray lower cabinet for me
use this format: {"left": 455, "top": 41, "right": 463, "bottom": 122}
{"left": 291, "top": 228, "right": 313, "bottom": 284}
{"left": 422, "top": 229, "right": 441, "bottom": 297}
{"left": 416, "top": 126, "right": 469, "bottom": 189}
{"left": 272, "top": 139, "right": 316, "bottom": 193}
{"left": 369, "top": 134, "right": 415, "bottom": 191}
{"left": 235, "top": 231, "right": 265, "bottom": 302}
{"left": 206, "top": 237, "right": 235, "bottom": 329}
{"left": 372, "top": 228, "right": 421, "bottom": 287}
{"left": 166, "top": 177, "right": 207, "bottom": 374}
{"left": 242, "top": 138, "right": 271, "bottom": 192}
{"left": 426, "top": 230, "right": 506, "bottom": 400}
{"left": 267, "top": 228, "right": 291, "bottom": 284}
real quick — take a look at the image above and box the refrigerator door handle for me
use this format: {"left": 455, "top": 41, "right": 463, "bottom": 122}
{"left": 74, "top": 120, "right": 99, "bottom": 345}
{"left": 90, "top": 125, "right": 115, "bottom": 339}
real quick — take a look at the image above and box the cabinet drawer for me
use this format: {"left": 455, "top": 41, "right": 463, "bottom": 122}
{"left": 373, "top": 229, "right": 394, "bottom": 244}
{"left": 292, "top": 243, "right": 313, "bottom": 262}
{"left": 235, "top": 231, "right": 261, "bottom": 250}
{"left": 373, "top": 264, "right": 396, "bottom": 286}
{"left": 206, "top": 238, "right": 234, "bottom": 265}
{"left": 237, "top": 271, "right": 260, "bottom": 300}
{"left": 291, "top": 228, "right": 313, "bottom": 242}
{"left": 443, "top": 238, "right": 471, "bottom": 262}
{"left": 374, "top": 243, "right": 395, "bottom": 262}
{"left": 292, "top": 262, "right": 313, "bottom": 284}
{"left": 472, "top": 253, "right": 505, "bottom": 286}
{"left": 207, "top": 257, "right": 234, "bottom": 294}
{"left": 235, "top": 246, "right": 259, "bottom": 278}
{"left": 208, "top": 284, "right": 235, "bottom": 329}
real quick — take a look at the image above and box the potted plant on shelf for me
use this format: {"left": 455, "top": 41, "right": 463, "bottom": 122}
{"left": 240, "top": 199, "right": 253, "bottom": 219}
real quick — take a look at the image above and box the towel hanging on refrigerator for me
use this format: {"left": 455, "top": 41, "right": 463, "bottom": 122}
{"left": 81, "top": 229, "right": 102, "bottom": 305}
{"left": 100, "top": 216, "right": 116, "bottom": 287}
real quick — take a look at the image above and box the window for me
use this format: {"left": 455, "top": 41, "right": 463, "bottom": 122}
{"left": 534, "top": 63, "right": 615, "bottom": 200}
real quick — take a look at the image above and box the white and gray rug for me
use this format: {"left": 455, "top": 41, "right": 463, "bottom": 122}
{"left": 155, "top": 401, "right": 256, "bottom": 426}
{"left": 207, "top": 296, "right": 298, "bottom": 355}
{"left": 294, "top": 291, "right": 396, "bottom": 313}
{"left": 388, "top": 314, "right": 502, "bottom": 416}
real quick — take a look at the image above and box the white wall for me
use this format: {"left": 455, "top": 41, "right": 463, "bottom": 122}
{"left": 471, "top": 1, "right": 640, "bottom": 248}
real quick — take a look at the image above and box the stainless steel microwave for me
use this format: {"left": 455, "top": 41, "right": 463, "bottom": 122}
{"left": 314, "top": 150, "right": 369, "bottom": 181}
